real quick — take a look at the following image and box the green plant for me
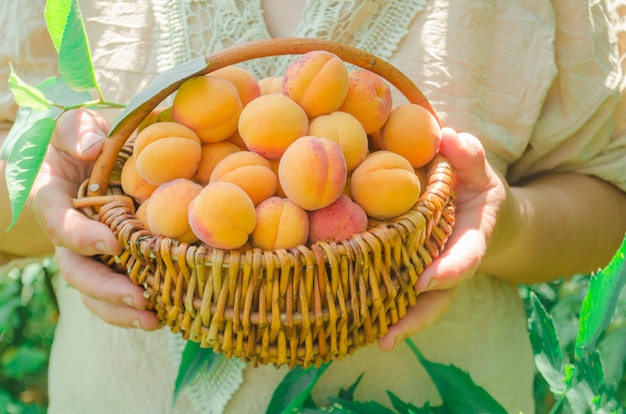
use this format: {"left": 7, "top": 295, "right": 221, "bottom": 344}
{"left": 0, "top": 259, "right": 58, "bottom": 414}
{"left": 521, "top": 233, "right": 626, "bottom": 414}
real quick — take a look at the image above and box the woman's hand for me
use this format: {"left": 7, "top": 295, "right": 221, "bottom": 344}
{"left": 378, "top": 127, "right": 509, "bottom": 351}
{"left": 32, "top": 109, "right": 160, "bottom": 330}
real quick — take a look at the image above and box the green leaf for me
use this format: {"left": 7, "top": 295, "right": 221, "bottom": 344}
{"left": 266, "top": 363, "right": 331, "bottom": 414}
{"left": 5, "top": 117, "right": 56, "bottom": 230}
{"left": 110, "top": 56, "right": 209, "bottom": 134}
{"left": 337, "top": 373, "right": 365, "bottom": 401}
{"left": 387, "top": 391, "right": 438, "bottom": 414}
{"left": 575, "top": 351, "right": 607, "bottom": 400}
{"left": 598, "top": 326, "right": 626, "bottom": 386}
{"left": 527, "top": 290, "right": 566, "bottom": 394}
{"left": 326, "top": 397, "right": 396, "bottom": 414}
{"left": 0, "top": 297, "right": 22, "bottom": 331}
{"left": 404, "top": 339, "right": 508, "bottom": 414}
{"left": 37, "top": 76, "right": 92, "bottom": 107}
{"left": 57, "top": 0, "right": 97, "bottom": 91}
{"left": 172, "top": 341, "right": 221, "bottom": 405}
{"left": 45, "top": 0, "right": 72, "bottom": 52}
{"left": 8, "top": 65, "right": 52, "bottom": 111}
{"left": 576, "top": 234, "right": 626, "bottom": 358}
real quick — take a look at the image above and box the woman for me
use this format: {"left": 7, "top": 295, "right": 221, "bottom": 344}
{"left": 2, "top": 0, "right": 626, "bottom": 413}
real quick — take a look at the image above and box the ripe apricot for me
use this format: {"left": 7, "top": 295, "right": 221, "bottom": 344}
{"left": 308, "top": 111, "right": 369, "bottom": 171}
{"left": 282, "top": 51, "right": 349, "bottom": 118}
{"left": 133, "top": 122, "right": 202, "bottom": 186}
{"left": 172, "top": 76, "right": 242, "bottom": 143}
{"left": 338, "top": 69, "right": 392, "bottom": 134}
{"left": 350, "top": 151, "right": 421, "bottom": 220}
{"left": 379, "top": 104, "right": 441, "bottom": 168}
{"left": 250, "top": 197, "right": 309, "bottom": 250}
{"left": 208, "top": 65, "right": 261, "bottom": 106}
{"left": 195, "top": 141, "right": 241, "bottom": 186}
{"left": 278, "top": 136, "right": 347, "bottom": 211}
{"left": 120, "top": 156, "right": 158, "bottom": 203}
{"left": 258, "top": 76, "right": 283, "bottom": 95}
{"left": 188, "top": 182, "right": 257, "bottom": 250}
{"left": 238, "top": 94, "right": 308, "bottom": 160}
{"left": 146, "top": 178, "right": 202, "bottom": 243}
{"left": 209, "top": 151, "right": 278, "bottom": 206}
{"left": 308, "top": 194, "right": 368, "bottom": 244}
{"left": 135, "top": 198, "right": 150, "bottom": 230}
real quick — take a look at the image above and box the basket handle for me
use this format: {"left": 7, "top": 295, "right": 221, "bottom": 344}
{"left": 88, "top": 37, "right": 439, "bottom": 197}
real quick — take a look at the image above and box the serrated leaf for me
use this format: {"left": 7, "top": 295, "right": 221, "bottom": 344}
{"left": 326, "top": 397, "right": 396, "bottom": 414}
{"left": 527, "top": 290, "right": 566, "bottom": 394}
{"left": 404, "top": 339, "right": 507, "bottom": 414}
{"left": 172, "top": 341, "right": 221, "bottom": 405}
{"left": 57, "top": 0, "right": 97, "bottom": 91}
{"left": 338, "top": 373, "right": 364, "bottom": 401}
{"left": 110, "top": 56, "right": 208, "bottom": 134}
{"left": 5, "top": 117, "right": 56, "bottom": 230}
{"left": 45, "top": 0, "right": 72, "bottom": 52}
{"left": 8, "top": 65, "right": 52, "bottom": 111}
{"left": 576, "top": 235, "right": 626, "bottom": 358}
{"left": 266, "top": 363, "right": 331, "bottom": 414}
{"left": 387, "top": 391, "right": 437, "bottom": 414}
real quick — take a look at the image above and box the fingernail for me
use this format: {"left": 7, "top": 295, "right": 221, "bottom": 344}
{"left": 80, "top": 131, "right": 105, "bottom": 154}
{"left": 131, "top": 319, "right": 143, "bottom": 329}
{"left": 122, "top": 296, "right": 134, "bottom": 307}
{"left": 95, "top": 240, "right": 113, "bottom": 255}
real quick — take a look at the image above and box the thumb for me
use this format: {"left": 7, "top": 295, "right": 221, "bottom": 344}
{"left": 439, "top": 127, "right": 490, "bottom": 190}
{"left": 52, "top": 109, "right": 110, "bottom": 162}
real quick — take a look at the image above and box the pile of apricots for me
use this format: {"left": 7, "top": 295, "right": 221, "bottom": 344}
{"left": 120, "top": 50, "right": 442, "bottom": 251}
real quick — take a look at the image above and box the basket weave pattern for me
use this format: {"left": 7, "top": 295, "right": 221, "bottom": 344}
{"left": 74, "top": 38, "right": 456, "bottom": 368}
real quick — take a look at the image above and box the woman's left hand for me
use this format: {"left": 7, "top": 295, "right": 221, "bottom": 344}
{"left": 378, "top": 127, "right": 509, "bottom": 351}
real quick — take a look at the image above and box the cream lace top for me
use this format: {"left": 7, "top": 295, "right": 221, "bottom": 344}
{"left": 2, "top": 1, "right": 626, "bottom": 413}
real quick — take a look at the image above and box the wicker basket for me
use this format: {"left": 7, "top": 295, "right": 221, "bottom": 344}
{"left": 73, "top": 38, "right": 456, "bottom": 368}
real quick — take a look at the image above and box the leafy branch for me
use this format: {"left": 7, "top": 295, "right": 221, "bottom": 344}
{"left": 2, "top": 0, "right": 123, "bottom": 231}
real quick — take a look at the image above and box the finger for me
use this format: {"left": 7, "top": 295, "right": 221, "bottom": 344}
{"left": 35, "top": 183, "right": 121, "bottom": 256}
{"left": 56, "top": 247, "right": 148, "bottom": 309}
{"left": 415, "top": 226, "right": 484, "bottom": 292}
{"left": 377, "top": 288, "right": 456, "bottom": 351}
{"left": 81, "top": 295, "right": 161, "bottom": 331}
{"left": 439, "top": 127, "right": 490, "bottom": 189}
{"left": 52, "top": 109, "right": 109, "bottom": 162}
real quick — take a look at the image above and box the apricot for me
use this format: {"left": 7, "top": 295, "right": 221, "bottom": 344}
{"left": 120, "top": 156, "right": 158, "bottom": 203}
{"left": 172, "top": 75, "right": 242, "bottom": 143}
{"left": 282, "top": 51, "right": 349, "bottom": 118}
{"left": 258, "top": 76, "right": 283, "bottom": 95}
{"left": 308, "top": 111, "right": 368, "bottom": 171}
{"left": 155, "top": 106, "right": 174, "bottom": 122}
{"left": 250, "top": 197, "right": 309, "bottom": 250}
{"left": 209, "top": 151, "right": 278, "bottom": 206}
{"left": 146, "top": 178, "right": 201, "bottom": 243}
{"left": 268, "top": 159, "right": 287, "bottom": 198}
{"left": 195, "top": 141, "right": 241, "bottom": 185}
{"left": 238, "top": 94, "right": 308, "bottom": 160}
{"left": 350, "top": 151, "right": 421, "bottom": 220}
{"left": 379, "top": 104, "right": 442, "bottom": 168}
{"left": 308, "top": 195, "right": 368, "bottom": 243}
{"left": 208, "top": 65, "right": 261, "bottom": 106}
{"left": 225, "top": 130, "right": 248, "bottom": 150}
{"left": 338, "top": 69, "right": 392, "bottom": 134}
{"left": 188, "top": 182, "right": 256, "bottom": 250}
{"left": 278, "top": 136, "right": 347, "bottom": 211}
{"left": 135, "top": 198, "right": 150, "bottom": 230}
{"left": 133, "top": 122, "right": 202, "bottom": 186}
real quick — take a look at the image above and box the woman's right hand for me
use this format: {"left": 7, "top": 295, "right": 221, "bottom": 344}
{"left": 33, "top": 109, "right": 160, "bottom": 330}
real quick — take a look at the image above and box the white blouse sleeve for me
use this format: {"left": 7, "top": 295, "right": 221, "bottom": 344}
{"left": 0, "top": 0, "right": 57, "bottom": 130}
